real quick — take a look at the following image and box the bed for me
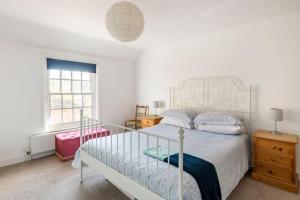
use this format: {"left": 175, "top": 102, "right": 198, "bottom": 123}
{"left": 73, "top": 77, "right": 252, "bottom": 200}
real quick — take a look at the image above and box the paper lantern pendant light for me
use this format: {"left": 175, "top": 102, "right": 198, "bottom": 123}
{"left": 105, "top": 1, "right": 144, "bottom": 42}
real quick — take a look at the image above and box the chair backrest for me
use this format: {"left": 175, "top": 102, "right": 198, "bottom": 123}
{"left": 135, "top": 105, "right": 149, "bottom": 120}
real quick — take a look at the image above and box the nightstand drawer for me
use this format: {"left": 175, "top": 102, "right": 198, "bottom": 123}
{"left": 255, "top": 151, "right": 294, "bottom": 168}
{"left": 255, "top": 162, "right": 295, "bottom": 183}
{"left": 255, "top": 139, "right": 294, "bottom": 156}
{"left": 141, "top": 116, "right": 163, "bottom": 128}
{"left": 141, "top": 119, "right": 155, "bottom": 127}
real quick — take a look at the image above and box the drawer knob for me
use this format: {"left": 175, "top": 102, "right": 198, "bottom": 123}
{"left": 268, "top": 170, "right": 273, "bottom": 174}
{"left": 279, "top": 148, "right": 282, "bottom": 151}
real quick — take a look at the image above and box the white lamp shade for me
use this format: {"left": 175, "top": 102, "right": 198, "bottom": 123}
{"left": 105, "top": 2, "right": 144, "bottom": 42}
{"left": 152, "top": 101, "right": 160, "bottom": 109}
{"left": 269, "top": 108, "right": 283, "bottom": 121}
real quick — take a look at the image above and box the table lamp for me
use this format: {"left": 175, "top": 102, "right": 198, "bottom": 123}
{"left": 152, "top": 101, "right": 160, "bottom": 116}
{"left": 269, "top": 108, "right": 283, "bottom": 134}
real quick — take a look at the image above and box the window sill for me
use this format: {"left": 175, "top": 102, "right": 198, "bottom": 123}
{"left": 46, "top": 121, "right": 80, "bottom": 132}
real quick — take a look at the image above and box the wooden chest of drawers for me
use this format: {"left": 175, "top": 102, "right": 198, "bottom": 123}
{"left": 141, "top": 116, "right": 163, "bottom": 128}
{"left": 251, "top": 130, "right": 298, "bottom": 193}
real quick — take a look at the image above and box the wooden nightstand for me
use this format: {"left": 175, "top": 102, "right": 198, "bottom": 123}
{"left": 251, "top": 130, "right": 298, "bottom": 193}
{"left": 141, "top": 115, "right": 163, "bottom": 128}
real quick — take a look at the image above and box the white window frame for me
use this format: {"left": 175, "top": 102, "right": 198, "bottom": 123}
{"left": 43, "top": 56, "right": 99, "bottom": 131}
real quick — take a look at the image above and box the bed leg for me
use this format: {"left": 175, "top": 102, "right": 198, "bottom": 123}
{"left": 80, "top": 161, "right": 83, "bottom": 183}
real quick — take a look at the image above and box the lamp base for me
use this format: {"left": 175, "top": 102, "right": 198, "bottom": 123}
{"left": 271, "top": 131, "right": 281, "bottom": 135}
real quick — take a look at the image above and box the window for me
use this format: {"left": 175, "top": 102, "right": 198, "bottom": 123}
{"left": 47, "top": 58, "right": 97, "bottom": 125}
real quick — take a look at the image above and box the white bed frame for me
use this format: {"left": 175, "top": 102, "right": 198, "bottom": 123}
{"left": 79, "top": 76, "right": 252, "bottom": 200}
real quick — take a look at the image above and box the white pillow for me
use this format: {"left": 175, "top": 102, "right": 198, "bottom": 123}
{"left": 160, "top": 117, "right": 193, "bottom": 129}
{"left": 162, "top": 109, "right": 194, "bottom": 123}
{"left": 195, "top": 124, "right": 246, "bottom": 135}
{"left": 194, "top": 112, "right": 242, "bottom": 126}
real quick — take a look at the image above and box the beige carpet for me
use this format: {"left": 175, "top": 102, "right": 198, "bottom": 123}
{"left": 0, "top": 156, "right": 299, "bottom": 200}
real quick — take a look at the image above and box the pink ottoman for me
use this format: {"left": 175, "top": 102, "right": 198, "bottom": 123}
{"left": 55, "top": 127, "right": 110, "bottom": 161}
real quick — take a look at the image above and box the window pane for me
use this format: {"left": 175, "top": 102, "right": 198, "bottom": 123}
{"left": 83, "top": 95, "right": 92, "bottom": 107}
{"left": 49, "top": 80, "right": 60, "bottom": 93}
{"left": 61, "top": 80, "right": 71, "bottom": 93}
{"left": 48, "top": 65, "right": 95, "bottom": 125}
{"left": 72, "top": 71, "right": 81, "bottom": 80}
{"left": 63, "top": 95, "right": 72, "bottom": 108}
{"left": 82, "top": 81, "right": 91, "bottom": 93}
{"left": 83, "top": 107, "right": 92, "bottom": 118}
{"left": 73, "top": 95, "right": 82, "bottom": 107}
{"left": 82, "top": 72, "right": 90, "bottom": 80}
{"left": 50, "top": 109, "right": 61, "bottom": 124}
{"left": 50, "top": 95, "right": 61, "bottom": 109}
{"left": 49, "top": 69, "right": 60, "bottom": 79}
{"left": 61, "top": 70, "right": 71, "bottom": 79}
{"left": 72, "top": 81, "right": 81, "bottom": 93}
{"left": 63, "top": 109, "right": 72, "bottom": 123}
{"left": 73, "top": 108, "right": 81, "bottom": 121}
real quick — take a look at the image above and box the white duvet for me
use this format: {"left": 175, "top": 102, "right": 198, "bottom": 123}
{"left": 73, "top": 124, "right": 249, "bottom": 200}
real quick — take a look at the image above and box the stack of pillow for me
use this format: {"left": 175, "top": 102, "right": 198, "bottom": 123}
{"left": 159, "top": 110, "right": 195, "bottom": 129}
{"left": 160, "top": 109, "right": 246, "bottom": 135}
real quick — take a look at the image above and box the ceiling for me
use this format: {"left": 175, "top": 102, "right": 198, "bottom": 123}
{"left": 0, "top": 0, "right": 299, "bottom": 61}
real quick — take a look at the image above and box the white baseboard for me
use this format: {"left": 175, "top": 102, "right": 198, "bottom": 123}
{"left": 0, "top": 151, "right": 56, "bottom": 168}
{"left": 0, "top": 154, "right": 26, "bottom": 168}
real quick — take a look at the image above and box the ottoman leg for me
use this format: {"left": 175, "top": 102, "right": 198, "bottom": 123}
{"left": 80, "top": 161, "right": 83, "bottom": 183}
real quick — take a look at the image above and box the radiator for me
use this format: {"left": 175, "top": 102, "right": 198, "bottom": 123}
{"left": 30, "top": 133, "right": 56, "bottom": 155}
{"left": 30, "top": 127, "right": 80, "bottom": 155}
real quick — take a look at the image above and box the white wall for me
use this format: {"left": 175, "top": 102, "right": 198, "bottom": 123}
{"left": 134, "top": 11, "right": 300, "bottom": 172}
{"left": 0, "top": 42, "right": 134, "bottom": 167}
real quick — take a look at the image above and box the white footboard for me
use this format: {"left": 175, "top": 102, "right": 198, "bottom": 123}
{"left": 79, "top": 110, "right": 184, "bottom": 200}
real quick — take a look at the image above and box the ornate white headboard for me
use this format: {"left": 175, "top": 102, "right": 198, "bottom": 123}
{"left": 170, "top": 76, "right": 252, "bottom": 131}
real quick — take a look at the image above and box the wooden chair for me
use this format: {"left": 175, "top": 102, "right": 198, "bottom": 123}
{"left": 125, "top": 105, "right": 149, "bottom": 130}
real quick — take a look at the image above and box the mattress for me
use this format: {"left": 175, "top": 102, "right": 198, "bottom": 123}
{"left": 72, "top": 124, "right": 249, "bottom": 200}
